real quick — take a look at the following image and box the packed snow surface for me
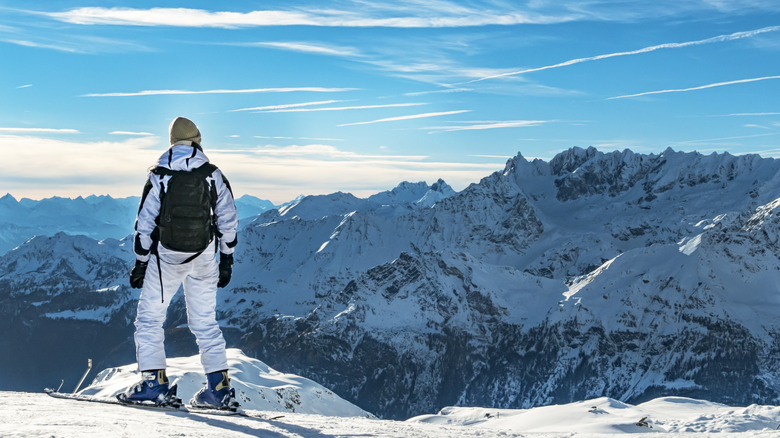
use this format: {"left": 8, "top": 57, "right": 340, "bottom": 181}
{"left": 410, "top": 397, "right": 780, "bottom": 434}
{"left": 2, "top": 392, "right": 780, "bottom": 437}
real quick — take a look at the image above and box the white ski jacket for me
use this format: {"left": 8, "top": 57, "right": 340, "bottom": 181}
{"left": 133, "top": 142, "right": 238, "bottom": 263}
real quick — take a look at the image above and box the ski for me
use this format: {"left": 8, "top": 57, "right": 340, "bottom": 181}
{"left": 45, "top": 388, "right": 186, "bottom": 412}
{"left": 43, "top": 388, "right": 278, "bottom": 419}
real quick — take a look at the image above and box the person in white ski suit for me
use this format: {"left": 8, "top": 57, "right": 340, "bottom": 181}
{"left": 125, "top": 117, "right": 239, "bottom": 408}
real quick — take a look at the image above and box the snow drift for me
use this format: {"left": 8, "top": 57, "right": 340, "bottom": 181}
{"left": 409, "top": 396, "right": 780, "bottom": 434}
{"left": 77, "top": 348, "right": 370, "bottom": 417}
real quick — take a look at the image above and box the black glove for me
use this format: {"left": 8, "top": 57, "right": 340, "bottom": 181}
{"left": 218, "top": 253, "right": 233, "bottom": 288}
{"left": 129, "top": 260, "right": 148, "bottom": 289}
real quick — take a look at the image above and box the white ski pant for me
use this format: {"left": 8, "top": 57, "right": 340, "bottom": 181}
{"left": 134, "top": 245, "right": 228, "bottom": 374}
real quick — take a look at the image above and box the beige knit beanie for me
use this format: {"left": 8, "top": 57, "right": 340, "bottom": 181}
{"left": 169, "top": 117, "right": 201, "bottom": 145}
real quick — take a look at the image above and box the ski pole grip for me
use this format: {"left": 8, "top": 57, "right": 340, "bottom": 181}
{"left": 73, "top": 358, "right": 93, "bottom": 394}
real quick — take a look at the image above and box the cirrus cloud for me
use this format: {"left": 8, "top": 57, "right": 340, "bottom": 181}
{"left": 40, "top": 6, "right": 574, "bottom": 29}
{"left": 0, "top": 127, "right": 79, "bottom": 134}
{"left": 83, "top": 87, "right": 356, "bottom": 97}
{"left": 338, "top": 110, "right": 470, "bottom": 127}
{"left": 425, "top": 120, "right": 550, "bottom": 133}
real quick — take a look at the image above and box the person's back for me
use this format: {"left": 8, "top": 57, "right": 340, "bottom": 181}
{"left": 122, "top": 117, "right": 239, "bottom": 410}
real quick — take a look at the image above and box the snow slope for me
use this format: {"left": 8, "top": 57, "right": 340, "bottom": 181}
{"left": 2, "top": 392, "right": 779, "bottom": 437}
{"left": 78, "top": 348, "right": 369, "bottom": 417}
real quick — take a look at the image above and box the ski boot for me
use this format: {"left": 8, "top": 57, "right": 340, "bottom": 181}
{"left": 190, "top": 370, "right": 239, "bottom": 411}
{"left": 117, "top": 369, "right": 181, "bottom": 407}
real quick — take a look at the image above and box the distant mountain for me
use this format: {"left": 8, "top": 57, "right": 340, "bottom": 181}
{"left": 271, "top": 180, "right": 455, "bottom": 221}
{"left": 0, "top": 193, "right": 275, "bottom": 256}
{"left": 368, "top": 179, "right": 456, "bottom": 208}
{"left": 0, "top": 195, "right": 139, "bottom": 256}
{"left": 234, "top": 194, "right": 275, "bottom": 220}
{"left": 3, "top": 147, "right": 780, "bottom": 420}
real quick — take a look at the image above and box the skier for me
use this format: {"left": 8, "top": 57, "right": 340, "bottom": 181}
{"left": 122, "top": 117, "right": 239, "bottom": 409}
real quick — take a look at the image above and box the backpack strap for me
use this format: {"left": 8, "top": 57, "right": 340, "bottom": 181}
{"left": 189, "top": 163, "right": 220, "bottom": 243}
{"left": 152, "top": 162, "right": 217, "bottom": 176}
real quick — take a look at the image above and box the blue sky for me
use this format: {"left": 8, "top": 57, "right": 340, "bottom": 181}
{"left": 2, "top": 1, "right": 780, "bottom": 203}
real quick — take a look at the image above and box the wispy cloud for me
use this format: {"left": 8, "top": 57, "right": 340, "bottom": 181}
{"left": 83, "top": 87, "right": 356, "bottom": 97}
{"left": 0, "top": 134, "right": 160, "bottom": 198}
{"left": 259, "top": 103, "right": 427, "bottom": 113}
{"left": 16, "top": 84, "right": 33, "bottom": 89}
{"left": 109, "top": 131, "right": 155, "bottom": 136}
{"left": 41, "top": 6, "right": 573, "bottom": 29}
{"left": 0, "top": 132, "right": 510, "bottom": 202}
{"left": 231, "top": 100, "right": 343, "bottom": 112}
{"left": 469, "top": 154, "right": 514, "bottom": 159}
{"left": 228, "top": 31, "right": 545, "bottom": 88}
{"left": 0, "top": 131, "right": 501, "bottom": 201}
{"left": 1, "top": 31, "right": 153, "bottom": 54}
{"left": 470, "top": 26, "right": 780, "bottom": 82}
{"left": 404, "top": 88, "right": 471, "bottom": 96}
{"left": 426, "top": 120, "right": 549, "bottom": 132}
{"left": 253, "top": 136, "right": 345, "bottom": 142}
{"left": 0, "top": 127, "right": 79, "bottom": 134}
{"left": 745, "top": 147, "right": 780, "bottom": 158}
{"left": 3, "top": 39, "right": 79, "bottom": 53}
{"left": 670, "top": 132, "right": 776, "bottom": 146}
{"left": 728, "top": 112, "right": 780, "bottom": 116}
{"left": 242, "top": 41, "right": 361, "bottom": 57}
{"left": 299, "top": 137, "right": 344, "bottom": 142}
{"left": 338, "top": 110, "right": 470, "bottom": 127}
{"left": 30, "top": 3, "right": 780, "bottom": 33}
{"left": 244, "top": 144, "right": 427, "bottom": 161}
{"left": 607, "top": 75, "right": 780, "bottom": 100}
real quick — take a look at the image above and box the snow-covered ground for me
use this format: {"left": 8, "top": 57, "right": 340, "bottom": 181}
{"left": 3, "top": 391, "right": 780, "bottom": 437}
{"left": 3, "top": 351, "right": 780, "bottom": 437}
{"left": 410, "top": 397, "right": 780, "bottom": 434}
{"left": 77, "top": 349, "right": 368, "bottom": 417}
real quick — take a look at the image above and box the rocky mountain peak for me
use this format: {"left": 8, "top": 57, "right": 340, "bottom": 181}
{"left": 429, "top": 178, "right": 454, "bottom": 194}
{"left": 549, "top": 146, "right": 600, "bottom": 175}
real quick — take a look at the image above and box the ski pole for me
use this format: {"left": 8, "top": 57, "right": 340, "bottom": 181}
{"left": 73, "top": 359, "right": 92, "bottom": 394}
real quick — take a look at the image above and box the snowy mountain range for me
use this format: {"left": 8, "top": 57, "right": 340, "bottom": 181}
{"left": 3, "top": 146, "right": 780, "bottom": 420}
{"left": 0, "top": 193, "right": 275, "bottom": 255}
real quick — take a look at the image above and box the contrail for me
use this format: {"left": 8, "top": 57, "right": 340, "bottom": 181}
{"left": 470, "top": 26, "right": 780, "bottom": 83}
{"left": 607, "top": 75, "right": 780, "bottom": 100}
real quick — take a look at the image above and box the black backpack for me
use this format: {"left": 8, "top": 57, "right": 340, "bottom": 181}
{"left": 152, "top": 163, "right": 218, "bottom": 253}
